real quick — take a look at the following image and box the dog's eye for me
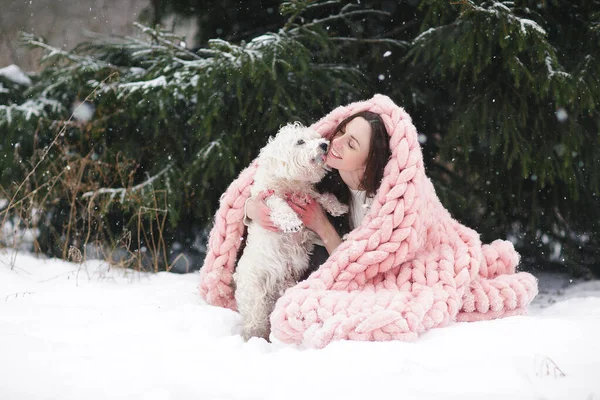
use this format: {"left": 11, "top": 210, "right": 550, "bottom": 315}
{"left": 296, "top": 140, "right": 305, "bottom": 145}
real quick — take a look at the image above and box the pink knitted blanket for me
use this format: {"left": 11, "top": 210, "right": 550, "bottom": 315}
{"left": 199, "top": 94, "right": 538, "bottom": 348}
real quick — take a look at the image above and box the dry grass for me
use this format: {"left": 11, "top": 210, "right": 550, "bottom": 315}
{"left": 0, "top": 73, "right": 183, "bottom": 273}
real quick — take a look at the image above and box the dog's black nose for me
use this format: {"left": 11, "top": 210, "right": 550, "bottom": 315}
{"left": 319, "top": 142, "right": 328, "bottom": 151}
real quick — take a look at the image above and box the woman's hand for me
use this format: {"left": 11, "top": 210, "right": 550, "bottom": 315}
{"left": 246, "top": 190, "right": 278, "bottom": 232}
{"left": 286, "top": 194, "right": 343, "bottom": 254}
{"left": 286, "top": 195, "right": 328, "bottom": 236}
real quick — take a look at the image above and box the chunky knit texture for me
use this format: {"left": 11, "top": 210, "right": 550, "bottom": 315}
{"left": 198, "top": 94, "right": 538, "bottom": 348}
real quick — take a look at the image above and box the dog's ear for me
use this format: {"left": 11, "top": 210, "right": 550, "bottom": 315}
{"left": 276, "top": 122, "right": 306, "bottom": 141}
{"left": 258, "top": 135, "right": 276, "bottom": 158}
{"left": 258, "top": 126, "right": 294, "bottom": 162}
{"left": 259, "top": 150, "right": 286, "bottom": 173}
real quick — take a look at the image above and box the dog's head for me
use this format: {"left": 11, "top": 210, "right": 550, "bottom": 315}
{"left": 259, "top": 122, "right": 330, "bottom": 183}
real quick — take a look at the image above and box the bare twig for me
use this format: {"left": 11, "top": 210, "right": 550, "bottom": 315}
{"left": 133, "top": 22, "right": 201, "bottom": 60}
{"left": 3, "top": 291, "right": 35, "bottom": 302}
{"left": 167, "top": 253, "right": 189, "bottom": 273}
{"left": 535, "top": 355, "right": 567, "bottom": 378}
{"left": 288, "top": 9, "right": 391, "bottom": 33}
{"left": 62, "top": 155, "right": 88, "bottom": 259}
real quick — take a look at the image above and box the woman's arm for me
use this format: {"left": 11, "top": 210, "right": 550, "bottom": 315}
{"left": 287, "top": 197, "right": 343, "bottom": 255}
{"left": 244, "top": 191, "right": 278, "bottom": 232}
{"left": 314, "top": 219, "right": 343, "bottom": 255}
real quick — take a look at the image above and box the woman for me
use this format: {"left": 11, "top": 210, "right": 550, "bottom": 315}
{"left": 244, "top": 111, "right": 391, "bottom": 262}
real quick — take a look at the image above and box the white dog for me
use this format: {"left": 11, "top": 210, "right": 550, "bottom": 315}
{"left": 233, "top": 122, "right": 349, "bottom": 341}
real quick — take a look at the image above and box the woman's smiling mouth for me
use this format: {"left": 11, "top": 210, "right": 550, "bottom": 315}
{"left": 329, "top": 148, "right": 342, "bottom": 159}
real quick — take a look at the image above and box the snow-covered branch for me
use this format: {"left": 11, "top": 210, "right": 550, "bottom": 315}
{"left": 0, "top": 98, "right": 64, "bottom": 126}
{"left": 20, "top": 32, "right": 114, "bottom": 70}
{"left": 118, "top": 76, "right": 168, "bottom": 94}
{"left": 545, "top": 54, "right": 571, "bottom": 79}
{"left": 412, "top": 23, "right": 459, "bottom": 45}
{"left": 330, "top": 37, "right": 409, "bottom": 48}
{"left": 81, "top": 164, "right": 173, "bottom": 203}
{"left": 133, "top": 22, "right": 201, "bottom": 60}
{"left": 0, "top": 65, "right": 32, "bottom": 86}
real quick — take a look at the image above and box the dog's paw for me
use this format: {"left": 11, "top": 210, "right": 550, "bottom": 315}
{"left": 317, "top": 192, "right": 349, "bottom": 216}
{"left": 329, "top": 203, "right": 349, "bottom": 217}
{"left": 243, "top": 325, "right": 271, "bottom": 342}
{"left": 272, "top": 209, "right": 304, "bottom": 233}
{"left": 281, "top": 223, "right": 303, "bottom": 233}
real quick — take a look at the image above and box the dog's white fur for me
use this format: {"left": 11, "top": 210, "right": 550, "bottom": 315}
{"left": 233, "top": 122, "right": 348, "bottom": 341}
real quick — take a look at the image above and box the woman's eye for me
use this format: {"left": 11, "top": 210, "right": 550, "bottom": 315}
{"left": 296, "top": 139, "right": 305, "bottom": 145}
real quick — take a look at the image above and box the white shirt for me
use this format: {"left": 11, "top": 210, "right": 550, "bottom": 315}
{"left": 311, "top": 189, "right": 372, "bottom": 246}
{"left": 349, "top": 188, "right": 374, "bottom": 229}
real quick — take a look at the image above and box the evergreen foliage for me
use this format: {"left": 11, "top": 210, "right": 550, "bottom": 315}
{"left": 0, "top": 2, "right": 371, "bottom": 267}
{"left": 404, "top": 0, "right": 600, "bottom": 276}
{"left": 0, "top": 0, "right": 598, "bottom": 276}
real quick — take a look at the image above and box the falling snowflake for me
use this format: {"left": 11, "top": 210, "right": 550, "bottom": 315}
{"left": 72, "top": 101, "right": 95, "bottom": 122}
{"left": 555, "top": 108, "right": 568, "bottom": 122}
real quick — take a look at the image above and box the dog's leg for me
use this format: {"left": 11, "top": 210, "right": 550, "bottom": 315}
{"left": 235, "top": 246, "right": 286, "bottom": 341}
{"left": 314, "top": 192, "right": 349, "bottom": 217}
{"left": 236, "top": 280, "right": 284, "bottom": 341}
{"left": 235, "top": 271, "right": 271, "bottom": 340}
{"left": 243, "top": 297, "right": 273, "bottom": 341}
{"left": 265, "top": 196, "right": 303, "bottom": 233}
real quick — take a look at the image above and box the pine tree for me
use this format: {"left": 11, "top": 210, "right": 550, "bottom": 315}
{"left": 404, "top": 0, "right": 600, "bottom": 276}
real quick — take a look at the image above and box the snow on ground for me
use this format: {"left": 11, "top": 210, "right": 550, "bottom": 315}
{"left": 1, "top": 250, "right": 599, "bottom": 400}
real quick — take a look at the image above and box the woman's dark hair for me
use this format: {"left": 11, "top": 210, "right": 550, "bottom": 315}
{"left": 316, "top": 110, "right": 391, "bottom": 235}
{"left": 348, "top": 111, "right": 391, "bottom": 196}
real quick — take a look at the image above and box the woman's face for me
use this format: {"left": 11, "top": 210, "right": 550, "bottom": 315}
{"left": 325, "top": 116, "right": 372, "bottom": 174}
